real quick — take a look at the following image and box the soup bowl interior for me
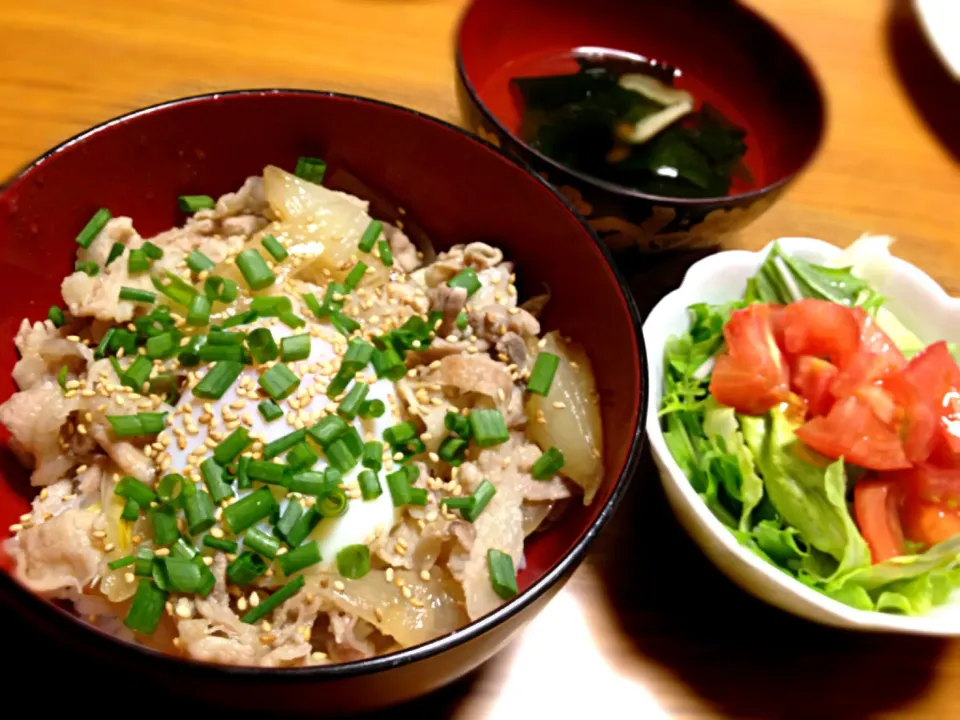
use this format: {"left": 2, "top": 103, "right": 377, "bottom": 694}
{"left": 457, "top": 0, "right": 824, "bottom": 199}
{"left": 0, "top": 91, "right": 645, "bottom": 712}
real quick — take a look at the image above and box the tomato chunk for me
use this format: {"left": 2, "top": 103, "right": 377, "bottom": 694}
{"left": 782, "top": 299, "right": 860, "bottom": 364}
{"left": 795, "top": 395, "right": 911, "bottom": 470}
{"left": 791, "top": 356, "right": 838, "bottom": 417}
{"left": 894, "top": 341, "right": 960, "bottom": 457}
{"left": 901, "top": 492, "right": 960, "bottom": 547}
{"left": 709, "top": 304, "right": 789, "bottom": 416}
{"left": 830, "top": 308, "right": 906, "bottom": 397}
{"left": 854, "top": 478, "right": 905, "bottom": 563}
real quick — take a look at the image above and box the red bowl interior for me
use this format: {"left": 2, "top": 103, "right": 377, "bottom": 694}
{"left": 458, "top": 0, "right": 824, "bottom": 196}
{"left": 0, "top": 91, "right": 644, "bottom": 640}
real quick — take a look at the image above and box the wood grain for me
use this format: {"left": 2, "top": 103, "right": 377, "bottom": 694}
{"left": 2, "top": 0, "right": 960, "bottom": 717}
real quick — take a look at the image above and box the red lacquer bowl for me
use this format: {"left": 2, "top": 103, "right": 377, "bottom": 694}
{"left": 0, "top": 91, "right": 646, "bottom": 714}
{"left": 456, "top": 0, "right": 825, "bottom": 253}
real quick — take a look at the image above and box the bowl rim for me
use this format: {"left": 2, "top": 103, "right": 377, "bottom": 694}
{"left": 642, "top": 236, "right": 960, "bottom": 636}
{"left": 0, "top": 88, "right": 649, "bottom": 678}
{"left": 454, "top": 0, "right": 827, "bottom": 206}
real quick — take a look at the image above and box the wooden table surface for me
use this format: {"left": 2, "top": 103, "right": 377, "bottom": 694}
{"left": 3, "top": 0, "right": 960, "bottom": 717}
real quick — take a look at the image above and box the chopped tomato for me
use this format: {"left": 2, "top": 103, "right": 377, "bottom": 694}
{"left": 782, "top": 299, "right": 860, "bottom": 364}
{"left": 894, "top": 341, "right": 960, "bottom": 456}
{"left": 791, "top": 356, "right": 838, "bottom": 417}
{"left": 795, "top": 395, "right": 911, "bottom": 470}
{"left": 890, "top": 460, "right": 960, "bottom": 505}
{"left": 709, "top": 304, "right": 790, "bottom": 416}
{"left": 830, "top": 309, "right": 906, "bottom": 397}
{"left": 854, "top": 478, "right": 905, "bottom": 563}
{"left": 900, "top": 492, "right": 960, "bottom": 547}
{"left": 880, "top": 372, "right": 938, "bottom": 464}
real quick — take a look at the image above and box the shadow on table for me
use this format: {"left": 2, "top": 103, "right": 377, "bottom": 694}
{"left": 886, "top": 0, "right": 960, "bottom": 162}
{"left": 592, "top": 447, "right": 947, "bottom": 719}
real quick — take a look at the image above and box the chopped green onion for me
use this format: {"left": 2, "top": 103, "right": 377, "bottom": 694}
{"left": 286, "top": 470, "right": 327, "bottom": 496}
{"left": 342, "top": 427, "right": 364, "bottom": 458}
{"left": 208, "top": 330, "right": 246, "bottom": 345}
{"left": 274, "top": 502, "right": 303, "bottom": 543}
{"left": 487, "top": 548, "right": 518, "bottom": 600}
{"left": 246, "top": 327, "right": 279, "bottom": 364}
{"left": 157, "top": 473, "right": 185, "bottom": 507}
{"left": 145, "top": 331, "right": 178, "bottom": 359}
{"left": 106, "top": 242, "right": 125, "bottom": 266}
{"left": 287, "top": 442, "right": 318, "bottom": 470}
{"left": 179, "top": 195, "right": 216, "bottom": 212}
{"left": 383, "top": 421, "right": 418, "bottom": 447}
{"left": 281, "top": 334, "right": 311, "bottom": 362}
{"left": 468, "top": 409, "right": 509, "bottom": 447}
{"left": 235, "top": 249, "right": 275, "bottom": 290}
{"left": 358, "top": 399, "right": 385, "bottom": 419}
{"left": 204, "top": 275, "right": 238, "bottom": 303}
{"left": 343, "top": 261, "right": 368, "bottom": 291}
{"left": 361, "top": 441, "right": 383, "bottom": 471}
{"left": 326, "top": 367, "right": 355, "bottom": 399}
{"left": 244, "top": 527, "right": 281, "bottom": 559}
{"left": 76, "top": 208, "right": 111, "bottom": 248}
{"left": 371, "top": 347, "right": 406, "bottom": 380}
{"left": 127, "top": 249, "right": 151, "bottom": 274}
{"left": 263, "top": 429, "right": 307, "bottom": 460}
{"left": 246, "top": 459, "right": 287, "bottom": 485}
{"left": 250, "top": 296, "right": 292, "bottom": 316}
{"left": 47, "top": 306, "right": 65, "bottom": 327}
{"left": 408, "top": 488, "right": 428, "bottom": 506}
{"left": 120, "top": 498, "right": 141, "bottom": 521}
{"left": 464, "top": 479, "right": 496, "bottom": 522}
{"left": 441, "top": 496, "right": 474, "bottom": 511}
{"left": 236, "top": 456, "right": 252, "bottom": 490}
{"left": 307, "top": 415, "right": 348, "bottom": 447}
{"left": 448, "top": 268, "right": 481, "bottom": 296}
{"left": 184, "top": 489, "right": 216, "bottom": 535}
{"left": 448, "top": 411, "right": 475, "bottom": 440}
{"left": 259, "top": 363, "right": 300, "bottom": 400}
{"left": 240, "top": 575, "right": 305, "bottom": 624}
{"left": 108, "top": 554, "right": 137, "bottom": 571}
{"left": 138, "top": 412, "right": 167, "bottom": 433}
{"left": 527, "top": 352, "right": 560, "bottom": 396}
{"left": 141, "top": 241, "right": 163, "bottom": 260}
{"left": 317, "top": 487, "right": 348, "bottom": 518}
{"left": 134, "top": 547, "right": 155, "bottom": 577}
{"left": 227, "top": 551, "right": 268, "bottom": 586}
{"left": 285, "top": 506, "right": 322, "bottom": 547}
{"left": 378, "top": 239, "right": 393, "bottom": 267}
{"left": 151, "top": 271, "right": 198, "bottom": 306}
{"left": 177, "top": 335, "right": 205, "bottom": 366}
{"left": 222, "top": 487, "right": 278, "bottom": 534}
{"left": 342, "top": 339, "right": 374, "bottom": 372}
{"left": 193, "top": 361, "right": 243, "bottom": 400}
{"left": 77, "top": 258, "right": 100, "bottom": 273}
{"left": 324, "top": 439, "right": 358, "bottom": 473}
{"left": 320, "top": 282, "right": 346, "bottom": 317}
{"left": 148, "top": 505, "right": 180, "bottom": 546}
{"left": 203, "top": 535, "right": 238, "bottom": 553}
{"left": 171, "top": 538, "right": 198, "bottom": 561}
{"left": 114, "top": 476, "right": 157, "bottom": 506}
{"left": 358, "top": 220, "right": 382, "bottom": 253}
{"left": 279, "top": 541, "right": 322, "bottom": 576}
{"left": 438, "top": 436, "right": 468, "bottom": 464}
{"left": 294, "top": 156, "right": 327, "bottom": 184}
{"left": 221, "top": 309, "right": 258, "bottom": 328}
{"left": 121, "top": 355, "right": 153, "bottom": 391}
{"left": 201, "top": 457, "right": 234, "bottom": 503}
{"left": 279, "top": 311, "right": 305, "bottom": 329}
{"left": 187, "top": 293, "right": 211, "bottom": 326}
{"left": 187, "top": 250, "right": 215, "bottom": 273}
{"left": 124, "top": 580, "right": 167, "bottom": 634}
{"left": 336, "top": 545, "right": 370, "bottom": 579}
{"left": 119, "top": 287, "right": 157, "bottom": 304}
{"left": 57, "top": 365, "right": 69, "bottom": 391}
{"left": 111, "top": 327, "right": 138, "bottom": 354}
{"left": 456, "top": 312, "right": 469, "bottom": 330}
{"left": 213, "top": 428, "right": 251, "bottom": 465}
{"left": 337, "top": 382, "right": 369, "bottom": 420}
{"left": 358, "top": 470, "right": 382, "bottom": 500}
{"left": 331, "top": 312, "right": 361, "bottom": 336}
{"left": 258, "top": 399, "right": 283, "bottom": 422}
{"left": 531, "top": 447, "right": 565, "bottom": 480}
{"left": 386, "top": 469, "right": 411, "bottom": 507}
{"left": 303, "top": 292, "right": 323, "bottom": 318}
{"left": 198, "top": 343, "right": 243, "bottom": 362}
{"left": 156, "top": 557, "right": 204, "bottom": 593}
{"left": 261, "top": 234, "right": 288, "bottom": 262}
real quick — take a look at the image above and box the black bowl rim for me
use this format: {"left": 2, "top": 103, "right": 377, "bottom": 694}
{"left": 454, "top": 0, "right": 827, "bottom": 206}
{"left": 0, "top": 88, "right": 649, "bottom": 682}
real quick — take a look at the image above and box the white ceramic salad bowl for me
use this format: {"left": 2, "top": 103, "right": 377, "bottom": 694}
{"left": 643, "top": 236, "right": 960, "bottom": 636}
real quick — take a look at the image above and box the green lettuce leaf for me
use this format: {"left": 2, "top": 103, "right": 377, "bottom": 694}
{"left": 703, "top": 401, "right": 764, "bottom": 532}
{"left": 740, "top": 410, "right": 871, "bottom": 581}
